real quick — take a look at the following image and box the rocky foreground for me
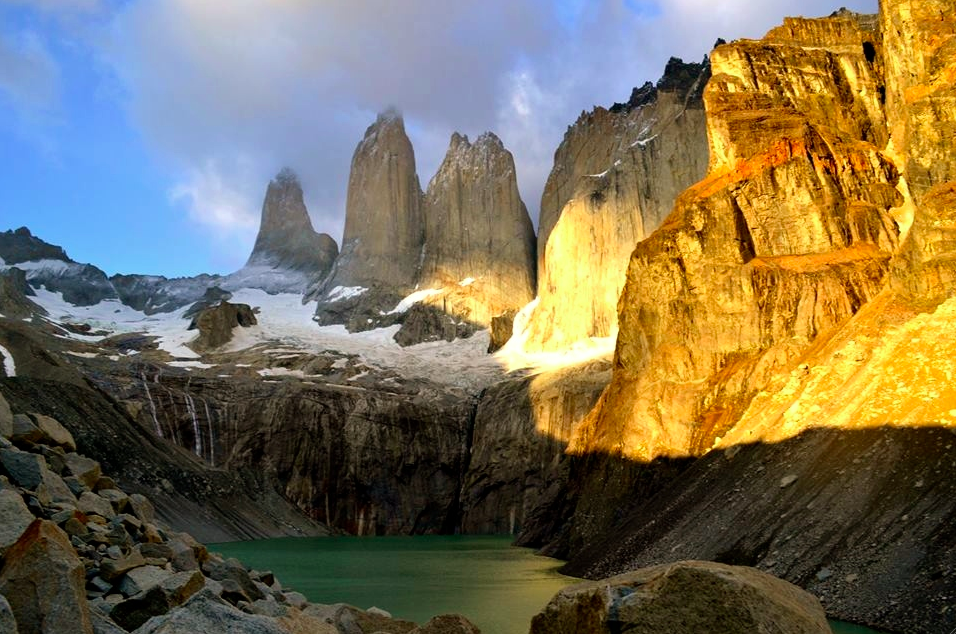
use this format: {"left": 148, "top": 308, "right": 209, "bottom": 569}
{"left": 0, "top": 392, "right": 483, "bottom": 634}
{"left": 0, "top": 391, "right": 841, "bottom": 634}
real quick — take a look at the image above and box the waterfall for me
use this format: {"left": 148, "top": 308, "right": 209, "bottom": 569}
{"left": 141, "top": 373, "right": 162, "bottom": 438}
{"left": 184, "top": 393, "right": 202, "bottom": 458}
{"left": 202, "top": 398, "right": 215, "bottom": 466}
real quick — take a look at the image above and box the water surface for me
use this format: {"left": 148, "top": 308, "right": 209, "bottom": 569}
{"left": 213, "top": 535, "right": 573, "bottom": 634}
{"left": 212, "top": 535, "right": 887, "bottom": 634}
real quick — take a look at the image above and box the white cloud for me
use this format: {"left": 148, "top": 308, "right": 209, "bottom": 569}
{"left": 95, "top": 0, "right": 878, "bottom": 258}
{"left": 169, "top": 157, "right": 260, "bottom": 243}
{"left": 0, "top": 29, "right": 59, "bottom": 113}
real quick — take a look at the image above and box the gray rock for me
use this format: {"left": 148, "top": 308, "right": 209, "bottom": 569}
{"left": 0, "top": 520, "right": 94, "bottom": 634}
{"left": 9, "top": 415, "right": 43, "bottom": 445}
{"left": 0, "top": 449, "right": 45, "bottom": 489}
{"left": 167, "top": 539, "right": 198, "bottom": 572}
{"left": 131, "top": 590, "right": 288, "bottom": 634}
{"left": 119, "top": 565, "right": 173, "bottom": 597}
{"left": 28, "top": 414, "right": 76, "bottom": 452}
{"left": 64, "top": 453, "right": 101, "bottom": 489}
{"left": 0, "top": 394, "right": 12, "bottom": 439}
{"left": 302, "top": 602, "right": 417, "bottom": 634}
{"left": 529, "top": 561, "right": 831, "bottom": 634}
{"left": 98, "top": 489, "right": 130, "bottom": 513}
{"left": 780, "top": 475, "right": 799, "bottom": 489}
{"left": 0, "top": 594, "right": 17, "bottom": 634}
{"left": 110, "top": 569, "right": 204, "bottom": 631}
{"left": 282, "top": 591, "right": 307, "bottom": 610}
{"left": 128, "top": 494, "right": 155, "bottom": 524}
{"left": 246, "top": 599, "right": 288, "bottom": 618}
{"left": 409, "top": 614, "right": 481, "bottom": 634}
{"left": 0, "top": 489, "right": 34, "bottom": 556}
{"left": 99, "top": 551, "right": 147, "bottom": 582}
{"left": 202, "top": 558, "right": 264, "bottom": 604}
{"left": 78, "top": 491, "right": 116, "bottom": 520}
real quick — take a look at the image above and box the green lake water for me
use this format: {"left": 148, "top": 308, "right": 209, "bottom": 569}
{"left": 211, "top": 535, "right": 884, "bottom": 634}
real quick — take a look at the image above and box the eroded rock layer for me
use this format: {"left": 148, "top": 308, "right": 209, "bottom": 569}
{"left": 574, "top": 11, "right": 902, "bottom": 462}
{"left": 524, "top": 58, "right": 710, "bottom": 351}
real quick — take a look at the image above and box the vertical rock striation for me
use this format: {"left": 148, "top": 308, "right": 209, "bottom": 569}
{"left": 241, "top": 168, "right": 338, "bottom": 291}
{"left": 524, "top": 58, "right": 711, "bottom": 351}
{"left": 418, "top": 132, "right": 537, "bottom": 327}
{"left": 574, "top": 11, "right": 901, "bottom": 462}
{"left": 324, "top": 109, "right": 425, "bottom": 294}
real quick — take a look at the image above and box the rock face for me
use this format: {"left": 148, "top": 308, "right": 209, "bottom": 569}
{"left": 524, "top": 58, "right": 710, "bottom": 351}
{"left": 0, "top": 228, "right": 117, "bottom": 306}
{"left": 325, "top": 110, "right": 424, "bottom": 294}
{"left": 530, "top": 561, "right": 831, "bottom": 634}
{"left": 0, "top": 267, "right": 44, "bottom": 318}
{"left": 187, "top": 302, "right": 258, "bottom": 351}
{"left": 240, "top": 168, "right": 339, "bottom": 293}
{"left": 317, "top": 114, "right": 538, "bottom": 344}
{"left": 0, "top": 520, "right": 94, "bottom": 634}
{"left": 573, "top": 11, "right": 901, "bottom": 462}
{"left": 419, "top": 132, "right": 536, "bottom": 325}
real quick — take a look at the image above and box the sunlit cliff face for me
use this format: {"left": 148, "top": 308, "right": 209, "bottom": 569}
{"left": 547, "top": 4, "right": 956, "bottom": 463}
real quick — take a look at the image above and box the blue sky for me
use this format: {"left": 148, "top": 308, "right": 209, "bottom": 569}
{"left": 0, "top": 0, "right": 878, "bottom": 278}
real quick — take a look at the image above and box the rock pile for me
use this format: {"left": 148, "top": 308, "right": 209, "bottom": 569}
{"left": 0, "top": 393, "right": 479, "bottom": 634}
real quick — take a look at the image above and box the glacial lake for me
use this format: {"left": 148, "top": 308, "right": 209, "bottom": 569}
{"left": 211, "top": 535, "right": 884, "bottom": 634}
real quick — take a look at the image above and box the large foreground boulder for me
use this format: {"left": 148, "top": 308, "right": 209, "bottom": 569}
{"left": 530, "top": 561, "right": 830, "bottom": 634}
{"left": 0, "top": 519, "right": 93, "bottom": 634}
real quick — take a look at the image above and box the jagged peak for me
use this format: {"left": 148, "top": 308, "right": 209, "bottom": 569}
{"left": 376, "top": 106, "right": 403, "bottom": 125}
{"left": 273, "top": 167, "right": 300, "bottom": 187}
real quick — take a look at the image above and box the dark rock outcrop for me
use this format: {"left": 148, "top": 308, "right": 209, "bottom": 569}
{"left": 0, "top": 267, "right": 44, "bottom": 318}
{"left": 187, "top": 302, "right": 258, "bottom": 351}
{"left": 111, "top": 273, "right": 223, "bottom": 316}
{"left": 530, "top": 561, "right": 830, "bottom": 634}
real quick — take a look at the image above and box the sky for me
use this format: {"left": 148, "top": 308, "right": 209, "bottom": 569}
{"left": 0, "top": 0, "right": 879, "bottom": 278}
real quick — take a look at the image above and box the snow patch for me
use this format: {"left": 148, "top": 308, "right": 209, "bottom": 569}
{"left": 458, "top": 277, "right": 476, "bottom": 287}
{"left": 65, "top": 351, "right": 99, "bottom": 359}
{"left": 0, "top": 345, "right": 14, "bottom": 377}
{"left": 389, "top": 288, "right": 442, "bottom": 314}
{"left": 327, "top": 286, "right": 366, "bottom": 302}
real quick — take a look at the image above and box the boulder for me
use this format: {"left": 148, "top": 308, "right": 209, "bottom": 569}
{"left": 131, "top": 590, "right": 288, "bottom": 634}
{"left": 301, "top": 602, "right": 417, "bottom": 634}
{"left": 0, "top": 520, "right": 93, "bottom": 634}
{"left": 99, "top": 550, "right": 147, "bottom": 581}
{"left": 201, "top": 558, "right": 264, "bottom": 604}
{"left": 529, "top": 561, "right": 831, "bottom": 634}
{"left": 78, "top": 491, "right": 116, "bottom": 520}
{"left": 128, "top": 493, "right": 156, "bottom": 524}
{"left": 0, "top": 394, "right": 12, "bottom": 439}
{"left": 0, "top": 449, "right": 45, "bottom": 489}
{"left": 0, "top": 488, "right": 35, "bottom": 555}
{"left": 187, "top": 302, "right": 258, "bottom": 351}
{"left": 118, "top": 565, "right": 173, "bottom": 597}
{"left": 409, "top": 614, "right": 481, "bottom": 634}
{"left": 9, "top": 415, "right": 43, "bottom": 446}
{"left": 109, "top": 570, "right": 204, "bottom": 631}
{"left": 64, "top": 453, "right": 101, "bottom": 490}
{"left": 98, "top": 489, "right": 130, "bottom": 513}
{"left": 28, "top": 414, "right": 76, "bottom": 452}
